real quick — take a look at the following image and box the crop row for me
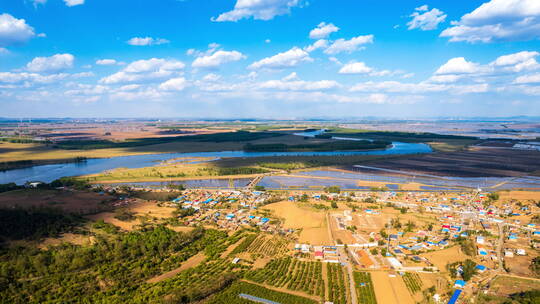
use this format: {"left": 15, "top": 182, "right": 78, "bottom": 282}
{"left": 327, "top": 263, "right": 347, "bottom": 304}
{"left": 353, "top": 271, "right": 377, "bottom": 304}
{"left": 402, "top": 272, "right": 423, "bottom": 294}
{"left": 247, "top": 234, "right": 289, "bottom": 256}
{"left": 245, "top": 257, "right": 324, "bottom": 297}
{"left": 229, "top": 234, "right": 258, "bottom": 256}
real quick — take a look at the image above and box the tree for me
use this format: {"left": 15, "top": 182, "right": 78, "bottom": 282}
{"left": 325, "top": 186, "right": 341, "bottom": 194}
{"left": 488, "top": 192, "right": 500, "bottom": 201}
{"left": 331, "top": 201, "right": 338, "bottom": 209}
{"left": 530, "top": 257, "right": 540, "bottom": 277}
{"left": 370, "top": 248, "right": 378, "bottom": 255}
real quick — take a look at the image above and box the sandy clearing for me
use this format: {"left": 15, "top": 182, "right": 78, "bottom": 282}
{"left": 420, "top": 246, "right": 464, "bottom": 271}
{"left": 147, "top": 252, "right": 206, "bottom": 283}
{"left": 86, "top": 200, "right": 176, "bottom": 231}
{"left": 371, "top": 271, "right": 401, "bottom": 304}
{"left": 86, "top": 212, "right": 139, "bottom": 231}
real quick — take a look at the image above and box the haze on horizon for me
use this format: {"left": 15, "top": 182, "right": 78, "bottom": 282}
{"left": 1, "top": 0, "right": 540, "bottom": 118}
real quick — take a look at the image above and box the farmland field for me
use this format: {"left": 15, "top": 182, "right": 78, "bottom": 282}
{"left": 245, "top": 257, "right": 325, "bottom": 297}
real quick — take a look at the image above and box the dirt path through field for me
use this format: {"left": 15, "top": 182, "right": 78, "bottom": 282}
{"left": 146, "top": 252, "right": 206, "bottom": 283}
{"left": 221, "top": 237, "right": 244, "bottom": 258}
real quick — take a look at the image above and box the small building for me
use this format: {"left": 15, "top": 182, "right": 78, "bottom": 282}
{"left": 475, "top": 264, "right": 487, "bottom": 272}
{"left": 454, "top": 280, "right": 466, "bottom": 289}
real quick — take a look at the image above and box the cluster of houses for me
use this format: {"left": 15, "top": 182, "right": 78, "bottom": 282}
{"left": 167, "top": 189, "right": 294, "bottom": 234}
{"left": 294, "top": 244, "right": 341, "bottom": 263}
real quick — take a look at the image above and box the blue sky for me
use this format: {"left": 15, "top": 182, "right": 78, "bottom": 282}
{"left": 0, "top": 0, "right": 539, "bottom": 118}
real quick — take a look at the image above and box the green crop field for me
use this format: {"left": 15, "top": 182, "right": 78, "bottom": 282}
{"left": 354, "top": 271, "right": 378, "bottom": 304}
{"left": 245, "top": 256, "right": 325, "bottom": 297}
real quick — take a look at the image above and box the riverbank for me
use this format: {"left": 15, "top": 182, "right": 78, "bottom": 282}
{"left": 0, "top": 157, "right": 89, "bottom": 172}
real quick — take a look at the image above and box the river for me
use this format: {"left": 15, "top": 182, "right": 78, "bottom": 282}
{"left": 0, "top": 132, "right": 432, "bottom": 184}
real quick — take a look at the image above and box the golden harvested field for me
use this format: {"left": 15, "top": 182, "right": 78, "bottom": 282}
{"left": 0, "top": 188, "right": 114, "bottom": 214}
{"left": 498, "top": 190, "right": 540, "bottom": 201}
{"left": 263, "top": 201, "right": 332, "bottom": 245}
{"left": 420, "top": 246, "right": 464, "bottom": 271}
{"left": 370, "top": 271, "right": 412, "bottom": 304}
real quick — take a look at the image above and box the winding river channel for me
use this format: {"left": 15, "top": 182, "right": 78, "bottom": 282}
{"left": 1, "top": 131, "right": 432, "bottom": 185}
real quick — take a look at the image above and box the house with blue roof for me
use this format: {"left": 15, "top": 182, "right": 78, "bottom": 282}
{"left": 475, "top": 264, "right": 486, "bottom": 272}
{"left": 454, "top": 280, "right": 466, "bottom": 289}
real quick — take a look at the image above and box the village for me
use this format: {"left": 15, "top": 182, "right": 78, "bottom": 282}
{"left": 108, "top": 183, "right": 539, "bottom": 304}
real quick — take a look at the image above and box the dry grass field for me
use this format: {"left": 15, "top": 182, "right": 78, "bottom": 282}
{"left": 370, "top": 271, "right": 415, "bottom": 304}
{"left": 263, "top": 201, "right": 332, "bottom": 245}
{"left": 86, "top": 200, "right": 176, "bottom": 231}
{"left": 486, "top": 275, "right": 540, "bottom": 301}
{"left": 497, "top": 190, "right": 540, "bottom": 201}
{"left": 420, "top": 246, "right": 465, "bottom": 272}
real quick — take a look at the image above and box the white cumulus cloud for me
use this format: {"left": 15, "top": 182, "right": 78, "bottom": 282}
{"left": 0, "top": 13, "right": 36, "bottom": 47}
{"left": 309, "top": 22, "right": 339, "bottom": 39}
{"left": 324, "top": 35, "right": 374, "bottom": 55}
{"left": 212, "top": 0, "right": 304, "bottom": 22}
{"left": 440, "top": 0, "right": 540, "bottom": 43}
{"left": 127, "top": 37, "right": 170, "bottom": 46}
{"left": 304, "top": 39, "right": 328, "bottom": 52}
{"left": 407, "top": 6, "right": 446, "bottom": 31}
{"left": 100, "top": 58, "right": 185, "bottom": 84}
{"left": 248, "top": 47, "right": 312, "bottom": 70}
{"left": 435, "top": 57, "right": 483, "bottom": 75}
{"left": 192, "top": 50, "right": 246, "bottom": 68}
{"left": 338, "top": 62, "right": 373, "bottom": 74}
{"left": 257, "top": 79, "right": 340, "bottom": 91}
{"left": 514, "top": 73, "right": 540, "bottom": 84}
{"left": 159, "top": 77, "right": 187, "bottom": 91}
{"left": 96, "top": 59, "right": 118, "bottom": 66}
{"left": 26, "top": 54, "right": 74, "bottom": 73}
{"left": 64, "top": 0, "right": 84, "bottom": 6}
